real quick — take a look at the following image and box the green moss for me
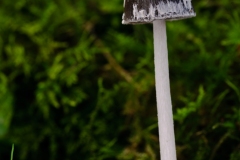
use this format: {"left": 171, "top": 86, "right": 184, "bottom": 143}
{"left": 0, "top": 0, "right": 239, "bottom": 159}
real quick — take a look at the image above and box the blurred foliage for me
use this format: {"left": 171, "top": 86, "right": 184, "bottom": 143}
{"left": 0, "top": 0, "right": 239, "bottom": 160}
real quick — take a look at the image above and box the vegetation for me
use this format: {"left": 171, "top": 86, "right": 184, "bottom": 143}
{"left": 11, "top": 144, "right": 14, "bottom": 160}
{"left": 0, "top": 0, "right": 239, "bottom": 159}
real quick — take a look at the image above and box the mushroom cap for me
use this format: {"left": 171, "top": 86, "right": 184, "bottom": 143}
{"left": 122, "top": 0, "right": 196, "bottom": 24}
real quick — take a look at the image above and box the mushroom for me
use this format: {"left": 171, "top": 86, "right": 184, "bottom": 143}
{"left": 122, "top": 1, "right": 196, "bottom": 160}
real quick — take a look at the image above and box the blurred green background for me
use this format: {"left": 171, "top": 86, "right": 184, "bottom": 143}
{"left": 0, "top": 0, "right": 239, "bottom": 159}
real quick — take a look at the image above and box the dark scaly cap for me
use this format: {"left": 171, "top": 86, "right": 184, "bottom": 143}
{"left": 122, "top": 0, "right": 196, "bottom": 24}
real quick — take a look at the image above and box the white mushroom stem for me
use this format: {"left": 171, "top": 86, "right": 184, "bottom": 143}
{"left": 153, "top": 20, "right": 177, "bottom": 160}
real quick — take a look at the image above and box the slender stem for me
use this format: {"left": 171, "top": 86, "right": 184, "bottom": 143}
{"left": 153, "top": 20, "right": 177, "bottom": 160}
{"left": 11, "top": 144, "right": 14, "bottom": 160}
